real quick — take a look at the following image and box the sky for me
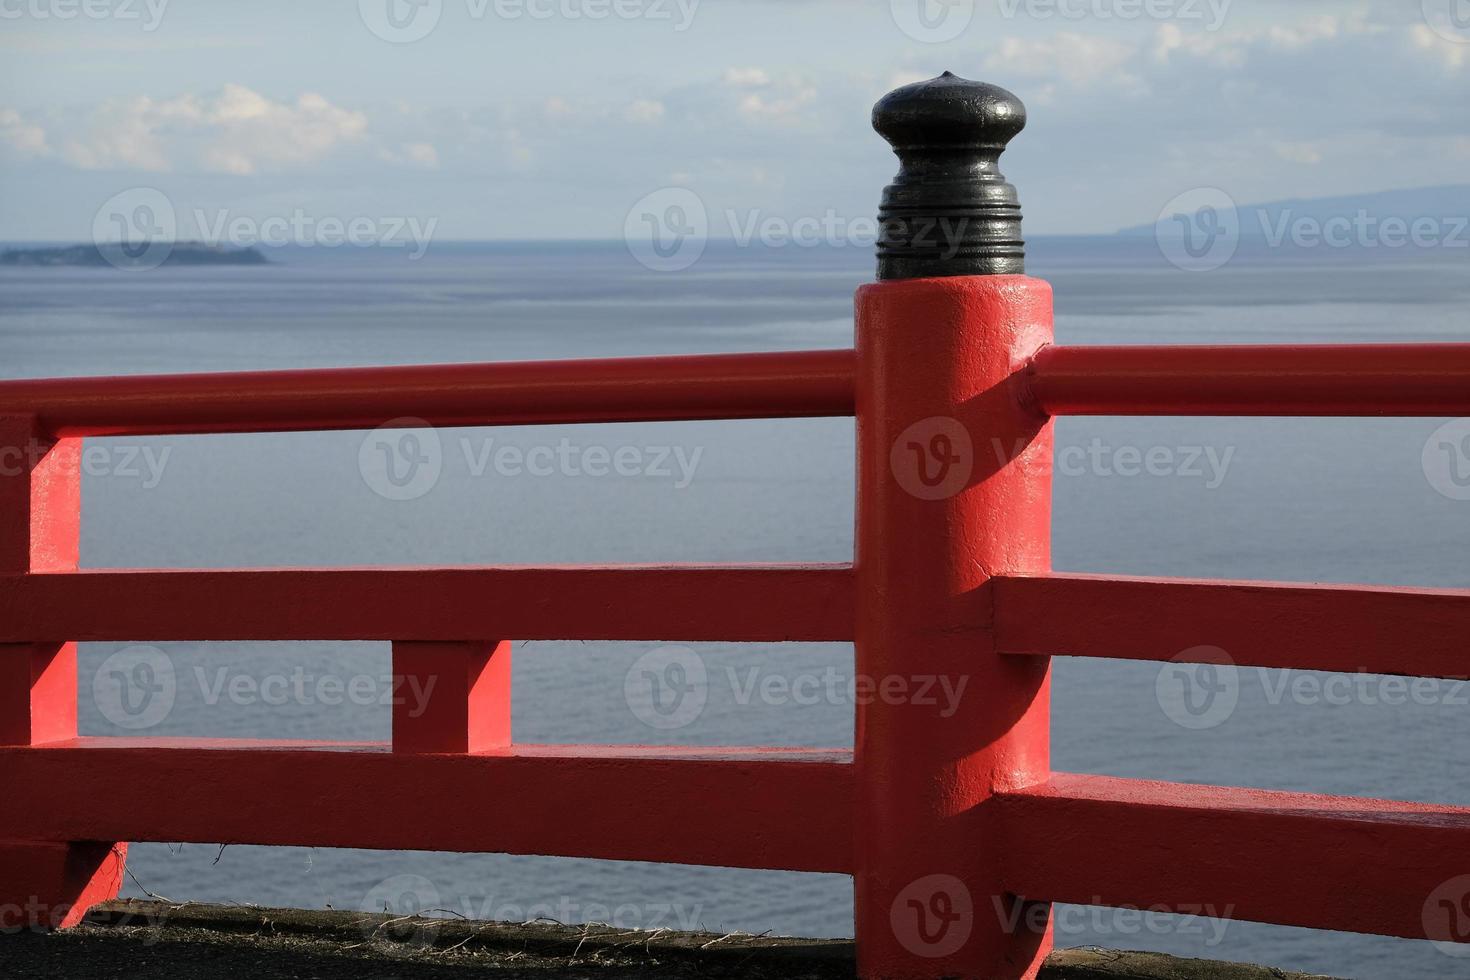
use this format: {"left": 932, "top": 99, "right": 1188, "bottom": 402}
{"left": 1, "top": 0, "right": 1468, "bottom": 241}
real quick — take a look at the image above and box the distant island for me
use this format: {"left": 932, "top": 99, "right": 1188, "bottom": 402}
{"left": 0, "top": 242, "right": 269, "bottom": 268}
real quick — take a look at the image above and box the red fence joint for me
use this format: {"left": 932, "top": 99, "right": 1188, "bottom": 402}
{"left": 855, "top": 73, "right": 1054, "bottom": 980}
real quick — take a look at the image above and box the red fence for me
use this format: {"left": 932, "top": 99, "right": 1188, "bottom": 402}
{"left": 4, "top": 273, "right": 1470, "bottom": 977}
{"left": 5, "top": 73, "right": 1470, "bottom": 979}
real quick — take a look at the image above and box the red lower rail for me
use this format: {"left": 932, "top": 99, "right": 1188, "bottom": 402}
{"left": 3, "top": 279, "right": 1470, "bottom": 974}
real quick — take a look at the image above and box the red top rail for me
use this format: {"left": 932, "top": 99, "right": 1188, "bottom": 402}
{"left": 1028, "top": 343, "right": 1470, "bottom": 416}
{"left": 0, "top": 349, "right": 857, "bottom": 437}
{"left": 10, "top": 343, "right": 1470, "bottom": 438}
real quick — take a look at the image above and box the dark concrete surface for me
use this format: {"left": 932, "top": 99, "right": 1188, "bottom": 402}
{"left": 0, "top": 900, "right": 1340, "bottom": 980}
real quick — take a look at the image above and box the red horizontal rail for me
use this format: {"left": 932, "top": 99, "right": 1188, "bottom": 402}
{"left": 997, "top": 774, "right": 1470, "bottom": 941}
{"left": 0, "top": 740, "right": 854, "bottom": 873}
{"left": 0, "top": 349, "right": 857, "bottom": 437}
{"left": 995, "top": 573, "right": 1470, "bottom": 679}
{"left": 0, "top": 565, "right": 854, "bottom": 642}
{"left": 1027, "top": 344, "right": 1470, "bottom": 416}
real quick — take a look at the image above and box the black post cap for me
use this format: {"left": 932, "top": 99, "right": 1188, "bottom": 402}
{"left": 873, "top": 72, "right": 1026, "bottom": 280}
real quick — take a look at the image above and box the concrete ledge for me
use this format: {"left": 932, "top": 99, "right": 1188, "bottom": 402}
{"left": 0, "top": 899, "right": 1339, "bottom": 980}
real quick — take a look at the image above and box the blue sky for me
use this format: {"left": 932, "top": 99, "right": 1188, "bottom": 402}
{"left": 1, "top": 0, "right": 1468, "bottom": 240}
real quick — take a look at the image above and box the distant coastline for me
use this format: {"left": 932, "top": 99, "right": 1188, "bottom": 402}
{"left": 0, "top": 242, "right": 269, "bottom": 268}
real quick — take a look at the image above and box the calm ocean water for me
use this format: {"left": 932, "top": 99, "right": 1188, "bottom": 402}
{"left": 3, "top": 239, "right": 1469, "bottom": 978}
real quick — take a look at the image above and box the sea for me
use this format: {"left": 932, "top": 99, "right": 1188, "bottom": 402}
{"left": 2, "top": 237, "right": 1469, "bottom": 979}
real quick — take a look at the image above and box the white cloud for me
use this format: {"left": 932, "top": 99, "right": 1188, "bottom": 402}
{"left": 50, "top": 85, "right": 368, "bottom": 174}
{"left": 886, "top": 70, "right": 932, "bottom": 90}
{"left": 723, "top": 67, "right": 770, "bottom": 87}
{"left": 379, "top": 141, "right": 440, "bottom": 168}
{"left": 736, "top": 89, "right": 817, "bottom": 123}
{"left": 1274, "top": 141, "right": 1323, "bottom": 165}
{"left": 1267, "top": 14, "right": 1340, "bottom": 49}
{"left": 984, "top": 33, "right": 1141, "bottom": 88}
{"left": 0, "top": 109, "right": 49, "bottom": 157}
{"left": 1410, "top": 23, "right": 1469, "bottom": 71}
{"left": 625, "top": 99, "right": 666, "bottom": 124}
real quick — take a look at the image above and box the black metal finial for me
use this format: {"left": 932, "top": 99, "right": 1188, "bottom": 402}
{"left": 873, "top": 71, "right": 1026, "bottom": 279}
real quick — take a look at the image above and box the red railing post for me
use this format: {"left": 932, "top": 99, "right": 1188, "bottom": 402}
{"left": 0, "top": 415, "right": 126, "bottom": 928}
{"left": 853, "top": 75, "right": 1055, "bottom": 978}
{"left": 391, "top": 641, "right": 512, "bottom": 754}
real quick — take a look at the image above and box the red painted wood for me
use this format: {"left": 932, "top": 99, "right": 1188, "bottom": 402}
{"left": 1027, "top": 343, "right": 1470, "bottom": 416}
{"left": 0, "top": 841, "right": 127, "bottom": 930}
{"left": 0, "top": 740, "right": 854, "bottom": 874}
{"left": 0, "top": 417, "right": 124, "bottom": 927}
{"left": 9, "top": 287, "right": 1470, "bottom": 962}
{"left": 996, "top": 573, "right": 1470, "bottom": 678}
{"left": 0, "top": 350, "right": 856, "bottom": 437}
{"left": 0, "top": 565, "right": 854, "bottom": 642}
{"left": 997, "top": 774, "right": 1470, "bottom": 941}
{"left": 0, "top": 644, "right": 77, "bottom": 747}
{"left": 391, "top": 641, "right": 512, "bottom": 754}
{"left": 0, "top": 418, "right": 81, "bottom": 745}
{"left": 0, "top": 417, "right": 80, "bottom": 573}
{"left": 854, "top": 276, "right": 1055, "bottom": 979}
